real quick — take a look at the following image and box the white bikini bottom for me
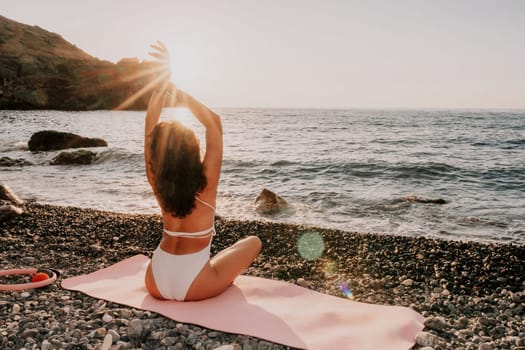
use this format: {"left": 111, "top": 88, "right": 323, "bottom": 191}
{"left": 151, "top": 238, "right": 212, "bottom": 301}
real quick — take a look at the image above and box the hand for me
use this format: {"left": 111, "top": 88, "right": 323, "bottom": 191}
{"left": 149, "top": 40, "right": 169, "bottom": 65}
{"left": 149, "top": 40, "right": 171, "bottom": 88}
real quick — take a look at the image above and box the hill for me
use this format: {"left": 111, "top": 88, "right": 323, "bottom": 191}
{"left": 0, "top": 15, "right": 161, "bottom": 110}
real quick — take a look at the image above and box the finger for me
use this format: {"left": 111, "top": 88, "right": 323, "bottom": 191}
{"left": 148, "top": 52, "right": 168, "bottom": 61}
{"left": 157, "top": 40, "right": 168, "bottom": 50}
{"left": 149, "top": 43, "right": 166, "bottom": 52}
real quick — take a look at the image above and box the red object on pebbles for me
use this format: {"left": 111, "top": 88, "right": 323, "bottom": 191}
{"left": 32, "top": 272, "right": 50, "bottom": 283}
{"left": 0, "top": 268, "right": 57, "bottom": 291}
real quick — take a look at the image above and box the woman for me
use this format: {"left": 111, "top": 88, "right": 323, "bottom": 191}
{"left": 144, "top": 42, "right": 261, "bottom": 301}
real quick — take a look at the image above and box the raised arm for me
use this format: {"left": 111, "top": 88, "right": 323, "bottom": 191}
{"left": 144, "top": 41, "right": 170, "bottom": 186}
{"left": 144, "top": 89, "right": 166, "bottom": 186}
{"left": 178, "top": 90, "right": 223, "bottom": 192}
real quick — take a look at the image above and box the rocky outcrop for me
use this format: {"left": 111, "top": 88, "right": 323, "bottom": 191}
{"left": 0, "top": 156, "right": 32, "bottom": 166}
{"left": 254, "top": 188, "right": 287, "bottom": 214}
{"left": 28, "top": 130, "right": 107, "bottom": 151}
{"left": 0, "top": 15, "right": 163, "bottom": 110}
{"left": 0, "top": 183, "right": 24, "bottom": 221}
{"left": 50, "top": 149, "right": 97, "bottom": 165}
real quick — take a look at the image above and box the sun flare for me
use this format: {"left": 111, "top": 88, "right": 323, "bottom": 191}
{"left": 113, "top": 41, "right": 207, "bottom": 111}
{"left": 161, "top": 107, "right": 195, "bottom": 128}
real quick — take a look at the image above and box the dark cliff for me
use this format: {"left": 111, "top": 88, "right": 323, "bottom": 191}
{"left": 0, "top": 15, "right": 161, "bottom": 110}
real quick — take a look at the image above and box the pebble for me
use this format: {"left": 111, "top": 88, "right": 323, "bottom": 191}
{"left": 41, "top": 340, "right": 51, "bottom": 350}
{"left": 296, "top": 278, "right": 310, "bottom": 288}
{"left": 401, "top": 278, "right": 414, "bottom": 286}
{"left": 120, "top": 309, "right": 132, "bottom": 318}
{"left": 102, "top": 313, "right": 113, "bottom": 323}
{"left": 424, "top": 316, "right": 449, "bottom": 331}
{"left": 161, "top": 337, "right": 177, "bottom": 346}
{"left": 416, "top": 331, "right": 440, "bottom": 347}
{"left": 127, "top": 318, "right": 143, "bottom": 338}
{"left": 96, "top": 327, "right": 107, "bottom": 337}
{"left": 478, "top": 343, "right": 493, "bottom": 350}
{"left": 21, "top": 328, "right": 38, "bottom": 338}
{"left": 108, "top": 329, "right": 120, "bottom": 343}
{"left": 213, "top": 344, "right": 241, "bottom": 350}
{"left": 2, "top": 202, "right": 525, "bottom": 350}
{"left": 101, "top": 333, "right": 113, "bottom": 350}
{"left": 12, "top": 303, "right": 20, "bottom": 314}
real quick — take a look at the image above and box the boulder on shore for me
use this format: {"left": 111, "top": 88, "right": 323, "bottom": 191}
{"left": 0, "top": 204, "right": 23, "bottom": 221}
{"left": 50, "top": 149, "right": 97, "bottom": 165}
{"left": 254, "top": 188, "right": 287, "bottom": 215}
{"left": 0, "top": 183, "right": 24, "bottom": 205}
{"left": 0, "top": 183, "right": 24, "bottom": 221}
{"left": 28, "top": 130, "right": 107, "bottom": 151}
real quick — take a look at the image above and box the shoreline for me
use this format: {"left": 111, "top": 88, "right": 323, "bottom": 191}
{"left": 1, "top": 202, "right": 524, "bottom": 350}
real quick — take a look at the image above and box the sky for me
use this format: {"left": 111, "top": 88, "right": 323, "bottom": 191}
{"left": 2, "top": 0, "right": 525, "bottom": 109}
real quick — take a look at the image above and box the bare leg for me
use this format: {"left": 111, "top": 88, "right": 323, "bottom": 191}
{"left": 185, "top": 236, "right": 262, "bottom": 301}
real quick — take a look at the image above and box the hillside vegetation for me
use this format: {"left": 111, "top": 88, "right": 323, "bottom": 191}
{"left": 0, "top": 15, "right": 160, "bottom": 110}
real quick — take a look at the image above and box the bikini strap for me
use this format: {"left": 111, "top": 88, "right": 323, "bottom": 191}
{"left": 163, "top": 226, "right": 215, "bottom": 238}
{"left": 195, "top": 197, "right": 216, "bottom": 211}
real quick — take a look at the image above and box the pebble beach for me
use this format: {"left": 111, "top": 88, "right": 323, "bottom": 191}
{"left": 1, "top": 202, "right": 524, "bottom": 350}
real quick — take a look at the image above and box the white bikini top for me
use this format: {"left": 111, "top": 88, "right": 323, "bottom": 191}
{"left": 163, "top": 197, "right": 216, "bottom": 238}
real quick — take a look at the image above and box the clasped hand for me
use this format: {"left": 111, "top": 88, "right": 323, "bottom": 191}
{"left": 148, "top": 41, "right": 183, "bottom": 109}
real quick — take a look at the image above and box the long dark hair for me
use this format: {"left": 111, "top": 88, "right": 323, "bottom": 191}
{"left": 149, "top": 121, "right": 207, "bottom": 218}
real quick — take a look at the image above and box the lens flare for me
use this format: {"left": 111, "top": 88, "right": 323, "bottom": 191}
{"left": 339, "top": 283, "right": 355, "bottom": 300}
{"left": 297, "top": 231, "right": 325, "bottom": 260}
{"left": 323, "top": 260, "right": 339, "bottom": 275}
{"left": 161, "top": 107, "right": 195, "bottom": 126}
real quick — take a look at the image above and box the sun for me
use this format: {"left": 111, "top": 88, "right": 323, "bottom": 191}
{"left": 113, "top": 40, "right": 206, "bottom": 111}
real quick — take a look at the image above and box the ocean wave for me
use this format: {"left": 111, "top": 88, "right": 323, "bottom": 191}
{"left": 93, "top": 149, "right": 143, "bottom": 165}
{"left": 502, "top": 138, "right": 525, "bottom": 149}
{"left": 473, "top": 138, "right": 525, "bottom": 149}
{"left": 479, "top": 167, "right": 525, "bottom": 191}
{"left": 0, "top": 140, "right": 29, "bottom": 152}
{"left": 224, "top": 158, "right": 464, "bottom": 181}
{"left": 389, "top": 162, "right": 460, "bottom": 179}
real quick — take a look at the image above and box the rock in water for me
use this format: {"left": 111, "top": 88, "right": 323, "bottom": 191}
{"left": 400, "top": 195, "right": 448, "bottom": 204}
{"left": 0, "top": 157, "right": 33, "bottom": 167}
{"left": 28, "top": 130, "right": 107, "bottom": 151}
{"left": 254, "top": 188, "right": 287, "bottom": 214}
{"left": 50, "top": 149, "right": 97, "bottom": 165}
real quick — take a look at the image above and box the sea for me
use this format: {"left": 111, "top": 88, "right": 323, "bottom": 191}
{"left": 1, "top": 108, "right": 524, "bottom": 244}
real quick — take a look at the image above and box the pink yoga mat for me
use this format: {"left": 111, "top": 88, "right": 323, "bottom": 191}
{"left": 62, "top": 255, "right": 424, "bottom": 350}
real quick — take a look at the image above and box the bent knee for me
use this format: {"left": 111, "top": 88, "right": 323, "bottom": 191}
{"left": 247, "top": 235, "right": 262, "bottom": 253}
